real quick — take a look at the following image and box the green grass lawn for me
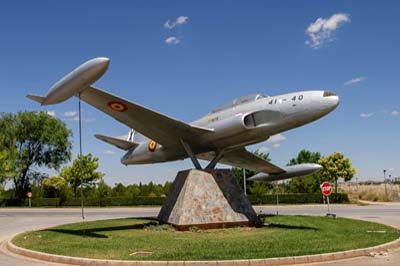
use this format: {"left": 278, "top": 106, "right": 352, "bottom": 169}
{"left": 12, "top": 215, "right": 399, "bottom": 261}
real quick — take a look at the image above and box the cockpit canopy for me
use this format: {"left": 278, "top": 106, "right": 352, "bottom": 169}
{"left": 210, "top": 94, "right": 268, "bottom": 114}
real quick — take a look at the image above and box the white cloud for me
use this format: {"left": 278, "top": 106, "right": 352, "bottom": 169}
{"left": 267, "top": 133, "right": 286, "bottom": 143}
{"left": 64, "top": 111, "right": 78, "bottom": 117}
{"left": 344, "top": 76, "right": 366, "bottom": 86}
{"left": 117, "top": 133, "right": 129, "bottom": 140}
{"left": 103, "top": 150, "right": 116, "bottom": 155}
{"left": 360, "top": 113, "right": 373, "bottom": 118}
{"left": 165, "top": 36, "right": 180, "bottom": 44}
{"left": 272, "top": 143, "right": 280, "bottom": 148}
{"left": 46, "top": 111, "right": 56, "bottom": 117}
{"left": 391, "top": 110, "right": 400, "bottom": 116}
{"left": 66, "top": 116, "right": 95, "bottom": 123}
{"left": 164, "top": 16, "right": 189, "bottom": 29}
{"left": 176, "top": 16, "right": 188, "bottom": 25}
{"left": 257, "top": 146, "right": 269, "bottom": 154}
{"left": 305, "top": 13, "right": 350, "bottom": 49}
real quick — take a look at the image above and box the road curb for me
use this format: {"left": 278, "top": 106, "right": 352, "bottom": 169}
{"left": 7, "top": 237, "right": 400, "bottom": 266}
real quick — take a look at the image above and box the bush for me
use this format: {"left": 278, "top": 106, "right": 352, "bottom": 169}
{"left": 28, "top": 198, "right": 61, "bottom": 207}
{"left": 63, "top": 196, "right": 165, "bottom": 207}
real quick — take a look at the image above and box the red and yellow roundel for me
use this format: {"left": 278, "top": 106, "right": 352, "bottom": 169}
{"left": 107, "top": 101, "right": 128, "bottom": 112}
{"left": 148, "top": 140, "right": 157, "bottom": 152}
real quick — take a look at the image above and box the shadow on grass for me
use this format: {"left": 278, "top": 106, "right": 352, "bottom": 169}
{"left": 266, "top": 223, "right": 318, "bottom": 231}
{"left": 45, "top": 217, "right": 159, "bottom": 238}
{"left": 259, "top": 215, "right": 318, "bottom": 230}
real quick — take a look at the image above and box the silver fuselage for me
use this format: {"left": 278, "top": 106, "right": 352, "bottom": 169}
{"left": 121, "top": 90, "right": 339, "bottom": 165}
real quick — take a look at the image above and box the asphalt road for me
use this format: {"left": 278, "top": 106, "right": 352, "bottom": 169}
{"left": 0, "top": 204, "right": 399, "bottom": 266}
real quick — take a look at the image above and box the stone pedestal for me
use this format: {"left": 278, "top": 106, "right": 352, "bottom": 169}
{"left": 158, "top": 169, "right": 258, "bottom": 230}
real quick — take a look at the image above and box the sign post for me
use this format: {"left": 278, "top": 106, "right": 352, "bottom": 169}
{"left": 320, "top": 182, "right": 336, "bottom": 218}
{"left": 27, "top": 192, "right": 32, "bottom": 208}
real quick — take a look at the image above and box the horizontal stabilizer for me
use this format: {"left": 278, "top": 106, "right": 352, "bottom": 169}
{"left": 26, "top": 94, "right": 46, "bottom": 104}
{"left": 95, "top": 134, "right": 139, "bottom": 150}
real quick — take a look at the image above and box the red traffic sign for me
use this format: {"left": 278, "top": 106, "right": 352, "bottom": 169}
{"left": 27, "top": 192, "right": 32, "bottom": 198}
{"left": 321, "top": 182, "right": 332, "bottom": 196}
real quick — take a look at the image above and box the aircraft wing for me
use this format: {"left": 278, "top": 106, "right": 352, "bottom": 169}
{"left": 79, "top": 86, "right": 213, "bottom": 147}
{"left": 199, "top": 148, "right": 285, "bottom": 174}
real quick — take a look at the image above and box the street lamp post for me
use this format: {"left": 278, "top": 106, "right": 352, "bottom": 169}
{"left": 383, "top": 169, "right": 387, "bottom": 198}
{"left": 275, "top": 181, "right": 279, "bottom": 215}
{"left": 79, "top": 95, "right": 85, "bottom": 220}
{"left": 243, "top": 168, "right": 247, "bottom": 196}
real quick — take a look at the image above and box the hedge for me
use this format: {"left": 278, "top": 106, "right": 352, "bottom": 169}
{"left": 0, "top": 193, "right": 348, "bottom": 207}
{"left": 247, "top": 193, "right": 349, "bottom": 205}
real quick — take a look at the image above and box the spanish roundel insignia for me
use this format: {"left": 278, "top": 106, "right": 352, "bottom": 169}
{"left": 148, "top": 140, "right": 157, "bottom": 152}
{"left": 107, "top": 101, "right": 128, "bottom": 112}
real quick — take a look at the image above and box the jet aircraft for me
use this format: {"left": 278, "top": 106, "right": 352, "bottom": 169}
{"left": 27, "top": 57, "right": 339, "bottom": 182}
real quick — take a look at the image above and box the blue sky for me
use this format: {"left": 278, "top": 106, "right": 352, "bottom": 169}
{"left": 1, "top": 1, "right": 399, "bottom": 185}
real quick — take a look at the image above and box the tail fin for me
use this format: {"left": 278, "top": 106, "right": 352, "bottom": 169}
{"left": 26, "top": 94, "right": 46, "bottom": 104}
{"left": 95, "top": 134, "right": 139, "bottom": 150}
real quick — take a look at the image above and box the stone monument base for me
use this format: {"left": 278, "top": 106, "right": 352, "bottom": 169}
{"left": 157, "top": 169, "right": 258, "bottom": 230}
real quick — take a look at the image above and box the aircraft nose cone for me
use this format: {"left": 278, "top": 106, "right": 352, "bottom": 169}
{"left": 330, "top": 95, "right": 339, "bottom": 108}
{"left": 96, "top": 57, "right": 110, "bottom": 70}
{"left": 87, "top": 57, "right": 110, "bottom": 76}
{"left": 314, "top": 164, "right": 323, "bottom": 171}
{"left": 247, "top": 173, "right": 267, "bottom": 181}
{"left": 97, "top": 57, "right": 110, "bottom": 65}
{"left": 321, "top": 91, "right": 339, "bottom": 114}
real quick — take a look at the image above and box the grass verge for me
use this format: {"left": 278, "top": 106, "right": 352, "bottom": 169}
{"left": 12, "top": 215, "right": 399, "bottom": 261}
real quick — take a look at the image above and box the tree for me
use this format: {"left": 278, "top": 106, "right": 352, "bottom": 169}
{"left": 88, "top": 179, "right": 112, "bottom": 205}
{"left": 126, "top": 184, "right": 141, "bottom": 197}
{"left": 162, "top": 181, "right": 173, "bottom": 196}
{"left": 287, "top": 150, "right": 323, "bottom": 193}
{"left": 60, "top": 153, "right": 104, "bottom": 196}
{"left": 112, "top": 183, "right": 127, "bottom": 197}
{"left": 288, "top": 150, "right": 321, "bottom": 166}
{"left": 42, "top": 176, "right": 71, "bottom": 204}
{"left": 0, "top": 138, "right": 10, "bottom": 187}
{"left": 0, "top": 134, "right": 20, "bottom": 189}
{"left": 249, "top": 182, "right": 270, "bottom": 197}
{"left": 318, "top": 152, "right": 356, "bottom": 193}
{"left": 29, "top": 171, "right": 48, "bottom": 199}
{"left": 0, "top": 112, "right": 72, "bottom": 199}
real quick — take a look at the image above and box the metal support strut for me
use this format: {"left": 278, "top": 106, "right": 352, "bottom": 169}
{"left": 180, "top": 140, "right": 202, "bottom": 170}
{"left": 205, "top": 150, "right": 224, "bottom": 170}
{"left": 180, "top": 140, "right": 225, "bottom": 171}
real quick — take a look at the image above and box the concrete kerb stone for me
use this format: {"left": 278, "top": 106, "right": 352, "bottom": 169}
{"left": 248, "top": 259, "right": 265, "bottom": 266}
{"left": 293, "top": 255, "right": 308, "bottom": 264}
{"left": 6, "top": 236, "right": 400, "bottom": 266}
{"left": 306, "top": 254, "right": 321, "bottom": 264}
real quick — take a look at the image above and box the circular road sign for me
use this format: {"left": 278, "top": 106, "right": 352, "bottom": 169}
{"left": 27, "top": 192, "right": 32, "bottom": 198}
{"left": 321, "top": 182, "right": 332, "bottom": 196}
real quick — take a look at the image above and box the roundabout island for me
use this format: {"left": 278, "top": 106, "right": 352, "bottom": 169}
{"left": 9, "top": 215, "right": 400, "bottom": 264}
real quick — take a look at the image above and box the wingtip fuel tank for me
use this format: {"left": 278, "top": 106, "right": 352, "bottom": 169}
{"left": 26, "top": 57, "right": 110, "bottom": 106}
{"left": 248, "top": 163, "right": 323, "bottom": 182}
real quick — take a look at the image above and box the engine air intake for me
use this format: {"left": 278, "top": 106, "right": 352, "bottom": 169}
{"left": 323, "top": 91, "right": 336, "bottom": 97}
